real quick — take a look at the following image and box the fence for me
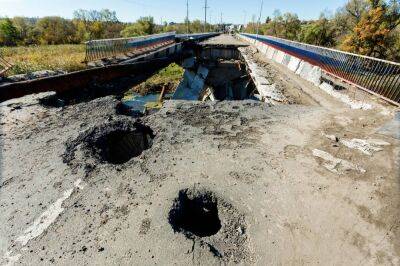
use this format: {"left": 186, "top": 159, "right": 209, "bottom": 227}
{"left": 0, "top": 50, "right": 13, "bottom": 77}
{"left": 85, "top": 32, "right": 176, "bottom": 63}
{"left": 241, "top": 33, "right": 400, "bottom": 105}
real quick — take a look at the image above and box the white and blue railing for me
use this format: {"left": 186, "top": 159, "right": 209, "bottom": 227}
{"left": 241, "top": 33, "right": 400, "bottom": 105}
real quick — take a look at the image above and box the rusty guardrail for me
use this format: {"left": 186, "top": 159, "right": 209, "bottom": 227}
{"left": 84, "top": 32, "right": 176, "bottom": 63}
{"left": 0, "top": 50, "right": 13, "bottom": 77}
{"left": 241, "top": 33, "right": 400, "bottom": 105}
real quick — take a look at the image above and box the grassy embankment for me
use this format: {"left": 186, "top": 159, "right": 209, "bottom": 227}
{"left": 2, "top": 44, "right": 86, "bottom": 76}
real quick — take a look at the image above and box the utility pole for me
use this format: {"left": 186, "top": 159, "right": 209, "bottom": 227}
{"left": 256, "top": 0, "right": 264, "bottom": 38}
{"left": 209, "top": 10, "right": 213, "bottom": 32}
{"left": 186, "top": 0, "right": 189, "bottom": 36}
{"left": 204, "top": 0, "right": 209, "bottom": 32}
{"left": 243, "top": 11, "right": 247, "bottom": 32}
{"left": 220, "top": 12, "right": 223, "bottom": 32}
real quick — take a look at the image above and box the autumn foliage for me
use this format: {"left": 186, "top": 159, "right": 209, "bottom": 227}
{"left": 341, "top": 3, "right": 397, "bottom": 58}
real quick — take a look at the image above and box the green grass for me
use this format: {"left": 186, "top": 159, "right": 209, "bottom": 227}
{"left": 131, "top": 63, "right": 184, "bottom": 95}
{"left": 145, "top": 63, "right": 184, "bottom": 85}
{"left": 1, "top": 44, "right": 86, "bottom": 76}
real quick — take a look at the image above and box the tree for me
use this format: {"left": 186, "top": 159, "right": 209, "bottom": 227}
{"left": 280, "top": 13, "right": 301, "bottom": 40}
{"left": 73, "top": 9, "right": 120, "bottom": 40}
{"left": 35, "top": 17, "right": 76, "bottom": 44}
{"left": 345, "top": 0, "right": 369, "bottom": 22}
{"left": 299, "top": 15, "right": 336, "bottom": 46}
{"left": 0, "top": 18, "right": 19, "bottom": 46}
{"left": 341, "top": 0, "right": 400, "bottom": 58}
{"left": 121, "top": 17, "right": 155, "bottom": 37}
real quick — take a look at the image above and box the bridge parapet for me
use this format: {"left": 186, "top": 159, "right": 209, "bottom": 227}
{"left": 240, "top": 33, "right": 400, "bottom": 106}
{"left": 85, "top": 32, "right": 176, "bottom": 63}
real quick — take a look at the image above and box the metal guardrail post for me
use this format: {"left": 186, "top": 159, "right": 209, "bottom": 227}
{"left": 241, "top": 33, "right": 400, "bottom": 105}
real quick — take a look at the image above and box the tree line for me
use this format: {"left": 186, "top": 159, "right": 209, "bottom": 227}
{"left": 0, "top": 9, "right": 214, "bottom": 47}
{"left": 245, "top": 0, "right": 400, "bottom": 61}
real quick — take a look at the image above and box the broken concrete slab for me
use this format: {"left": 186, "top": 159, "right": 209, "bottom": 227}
{"left": 173, "top": 66, "right": 209, "bottom": 101}
{"left": 312, "top": 149, "right": 366, "bottom": 174}
{"left": 324, "top": 134, "right": 391, "bottom": 156}
{"left": 319, "top": 82, "right": 373, "bottom": 110}
{"left": 239, "top": 47, "right": 287, "bottom": 104}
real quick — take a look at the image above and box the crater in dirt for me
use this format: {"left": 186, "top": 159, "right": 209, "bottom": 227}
{"left": 169, "top": 189, "right": 221, "bottom": 237}
{"left": 168, "top": 187, "right": 251, "bottom": 263}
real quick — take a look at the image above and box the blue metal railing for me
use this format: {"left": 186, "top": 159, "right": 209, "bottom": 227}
{"left": 241, "top": 33, "right": 400, "bottom": 105}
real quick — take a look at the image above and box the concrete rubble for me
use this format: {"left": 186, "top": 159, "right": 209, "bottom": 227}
{"left": 172, "top": 66, "right": 209, "bottom": 100}
{"left": 239, "top": 47, "right": 287, "bottom": 104}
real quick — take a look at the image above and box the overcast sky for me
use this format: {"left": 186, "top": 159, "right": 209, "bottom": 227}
{"left": 0, "top": 0, "right": 349, "bottom": 23}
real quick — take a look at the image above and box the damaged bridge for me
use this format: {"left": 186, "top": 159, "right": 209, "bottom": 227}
{"left": 0, "top": 33, "right": 399, "bottom": 265}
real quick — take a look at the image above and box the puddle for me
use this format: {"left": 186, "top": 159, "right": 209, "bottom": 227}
{"left": 117, "top": 92, "right": 173, "bottom": 116}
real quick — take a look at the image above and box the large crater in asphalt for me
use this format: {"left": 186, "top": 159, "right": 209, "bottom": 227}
{"left": 168, "top": 187, "right": 251, "bottom": 263}
{"left": 169, "top": 189, "right": 221, "bottom": 237}
{"left": 63, "top": 120, "right": 155, "bottom": 167}
{"left": 94, "top": 128, "right": 152, "bottom": 164}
